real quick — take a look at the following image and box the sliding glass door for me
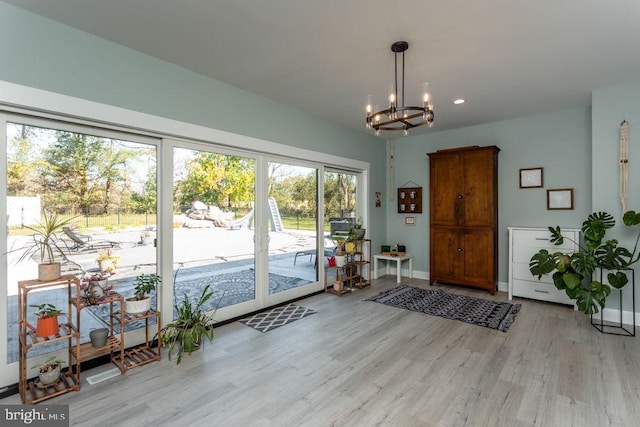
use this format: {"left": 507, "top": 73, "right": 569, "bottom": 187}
{"left": 266, "top": 161, "right": 321, "bottom": 303}
{"left": 172, "top": 146, "right": 258, "bottom": 317}
{"left": 4, "top": 117, "right": 158, "bottom": 372}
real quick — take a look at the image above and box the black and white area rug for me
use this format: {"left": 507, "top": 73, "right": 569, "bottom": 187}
{"left": 240, "top": 304, "right": 316, "bottom": 333}
{"left": 366, "top": 285, "right": 521, "bottom": 332}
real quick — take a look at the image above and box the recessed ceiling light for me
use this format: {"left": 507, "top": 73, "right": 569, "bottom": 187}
{"left": 453, "top": 99, "right": 466, "bottom": 105}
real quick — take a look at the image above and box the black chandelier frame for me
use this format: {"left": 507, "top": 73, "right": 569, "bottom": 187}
{"left": 366, "top": 41, "right": 434, "bottom": 134}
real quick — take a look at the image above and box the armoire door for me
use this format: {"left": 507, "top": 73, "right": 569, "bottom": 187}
{"left": 461, "top": 149, "right": 496, "bottom": 227}
{"left": 430, "top": 227, "right": 462, "bottom": 282}
{"left": 430, "top": 153, "right": 460, "bottom": 227}
{"left": 460, "top": 228, "right": 494, "bottom": 287}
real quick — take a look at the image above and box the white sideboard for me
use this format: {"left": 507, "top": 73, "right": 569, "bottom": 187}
{"left": 508, "top": 227, "right": 581, "bottom": 305}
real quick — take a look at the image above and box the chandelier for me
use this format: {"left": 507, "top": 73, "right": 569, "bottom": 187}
{"left": 365, "top": 41, "right": 434, "bottom": 136}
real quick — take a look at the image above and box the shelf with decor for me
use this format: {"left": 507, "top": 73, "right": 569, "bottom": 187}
{"left": 325, "top": 265, "right": 352, "bottom": 296}
{"left": 324, "top": 239, "right": 371, "bottom": 295}
{"left": 70, "top": 287, "right": 125, "bottom": 375}
{"left": 111, "top": 309, "right": 162, "bottom": 370}
{"left": 351, "top": 239, "right": 371, "bottom": 289}
{"left": 18, "top": 275, "right": 81, "bottom": 404}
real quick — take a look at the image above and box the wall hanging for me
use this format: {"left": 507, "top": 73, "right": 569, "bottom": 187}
{"left": 397, "top": 181, "right": 422, "bottom": 213}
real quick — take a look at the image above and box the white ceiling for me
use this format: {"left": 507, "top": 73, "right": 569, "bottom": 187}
{"left": 4, "top": 0, "right": 640, "bottom": 137}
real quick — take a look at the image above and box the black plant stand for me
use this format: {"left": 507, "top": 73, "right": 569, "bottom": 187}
{"left": 591, "top": 268, "right": 635, "bottom": 337}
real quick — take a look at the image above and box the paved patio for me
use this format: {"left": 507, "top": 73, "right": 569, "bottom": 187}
{"left": 6, "top": 226, "right": 330, "bottom": 363}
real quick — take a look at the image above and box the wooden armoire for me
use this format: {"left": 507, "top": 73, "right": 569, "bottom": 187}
{"left": 427, "top": 145, "right": 500, "bottom": 294}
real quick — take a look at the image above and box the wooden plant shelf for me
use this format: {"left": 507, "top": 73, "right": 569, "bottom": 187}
{"left": 112, "top": 309, "right": 161, "bottom": 371}
{"left": 18, "top": 276, "right": 81, "bottom": 404}
{"left": 21, "top": 322, "right": 77, "bottom": 348}
{"left": 23, "top": 368, "right": 80, "bottom": 405}
{"left": 112, "top": 344, "right": 160, "bottom": 370}
{"left": 71, "top": 335, "right": 122, "bottom": 361}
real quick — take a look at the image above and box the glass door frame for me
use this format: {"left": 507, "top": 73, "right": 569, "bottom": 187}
{"left": 1, "top": 112, "right": 161, "bottom": 387}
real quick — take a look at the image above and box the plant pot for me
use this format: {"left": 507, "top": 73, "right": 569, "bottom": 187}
{"left": 89, "top": 328, "right": 109, "bottom": 348}
{"left": 333, "top": 281, "right": 343, "bottom": 292}
{"left": 354, "top": 228, "right": 366, "bottom": 239}
{"left": 36, "top": 316, "right": 60, "bottom": 338}
{"left": 38, "top": 363, "right": 61, "bottom": 386}
{"left": 125, "top": 296, "right": 151, "bottom": 314}
{"left": 178, "top": 329, "right": 200, "bottom": 353}
{"left": 38, "top": 263, "right": 61, "bottom": 281}
{"left": 98, "top": 259, "right": 114, "bottom": 273}
{"left": 335, "top": 255, "right": 346, "bottom": 267}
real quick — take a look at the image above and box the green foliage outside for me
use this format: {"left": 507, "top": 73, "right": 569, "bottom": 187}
{"left": 8, "top": 125, "right": 357, "bottom": 233}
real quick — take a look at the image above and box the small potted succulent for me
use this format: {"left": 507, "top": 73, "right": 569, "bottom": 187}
{"left": 125, "top": 273, "right": 161, "bottom": 314}
{"left": 96, "top": 249, "right": 120, "bottom": 273}
{"left": 32, "top": 355, "right": 65, "bottom": 386}
{"left": 29, "top": 303, "right": 66, "bottom": 337}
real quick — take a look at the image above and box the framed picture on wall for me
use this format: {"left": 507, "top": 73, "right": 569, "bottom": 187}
{"left": 547, "top": 188, "right": 574, "bottom": 210}
{"left": 519, "top": 167, "right": 543, "bottom": 188}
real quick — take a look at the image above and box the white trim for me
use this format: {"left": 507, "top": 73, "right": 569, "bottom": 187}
{"left": 0, "top": 80, "right": 369, "bottom": 171}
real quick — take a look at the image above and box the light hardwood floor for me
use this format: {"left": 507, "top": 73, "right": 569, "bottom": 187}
{"left": 3, "top": 276, "right": 640, "bottom": 426}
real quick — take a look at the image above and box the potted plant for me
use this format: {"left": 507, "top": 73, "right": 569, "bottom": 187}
{"left": 82, "top": 274, "right": 112, "bottom": 305}
{"left": 96, "top": 248, "right": 120, "bottom": 273}
{"left": 529, "top": 210, "right": 640, "bottom": 315}
{"left": 351, "top": 216, "right": 366, "bottom": 240}
{"left": 332, "top": 235, "right": 347, "bottom": 267}
{"left": 31, "top": 355, "right": 65, "bottom": 386}
{"left": 11, "top": 211, "right": 75, "bottom": 281}
{"left": 29, "top": 303, "right": 66, "bottom": 338}
{"left": 159, "top": 284, "right": 217, "bottom": 364}
{"left": 125, "top": 273, "right": 160, "bottom": 314}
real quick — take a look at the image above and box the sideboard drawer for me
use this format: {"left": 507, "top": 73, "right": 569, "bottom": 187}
{"left": 512, "top": 279, "right": 572, "bottom": 305}
{"left": 511, "top": 229, "right": 578, "bottom": 250}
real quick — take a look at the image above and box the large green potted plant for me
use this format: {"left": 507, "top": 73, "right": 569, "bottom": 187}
{"left": 11, "top": 211, "right": 76, "bottom": 281}
{"left": 159, "top": 284, "right": 216, "bottom": 364}
{"left": 529, "top": 211, "right": 640, "bottom": 315}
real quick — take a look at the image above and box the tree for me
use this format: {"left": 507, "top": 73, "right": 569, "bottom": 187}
{"left": 41, "top": 132, "right": 138, "bottom": 213}
{"left": 174, "top": 152, "right": 254, "bottom": 210}
{"left": 6, "top": 124, "right": 40, "bottom": 196}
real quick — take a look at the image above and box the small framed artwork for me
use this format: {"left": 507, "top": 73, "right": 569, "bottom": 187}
{"left": 519, "top": 167, "right": 543, "bottom": 188}
{"left": 547, "top": 188, "right": 574, "bottom": 210}
{"left": 404, "top": 216, "right": 416, "bottom": 225}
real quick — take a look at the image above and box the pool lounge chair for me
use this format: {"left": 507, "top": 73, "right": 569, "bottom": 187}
{"left": 62, "top": 227, "right": 119, "bottom": 251}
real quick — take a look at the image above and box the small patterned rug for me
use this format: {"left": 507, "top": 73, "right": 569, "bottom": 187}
{"left": 366, "top": 285, "right": 521, "bottom": 332}
{"left": 240, "top": 304, "right": 316, "bottom": 333}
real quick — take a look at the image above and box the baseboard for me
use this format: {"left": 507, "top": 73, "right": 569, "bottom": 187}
{"left": 598, "top": 307, "right": 640, "bottom": 327}
{"left": 371, "top": 267, "right": 509, "bottom": 294}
